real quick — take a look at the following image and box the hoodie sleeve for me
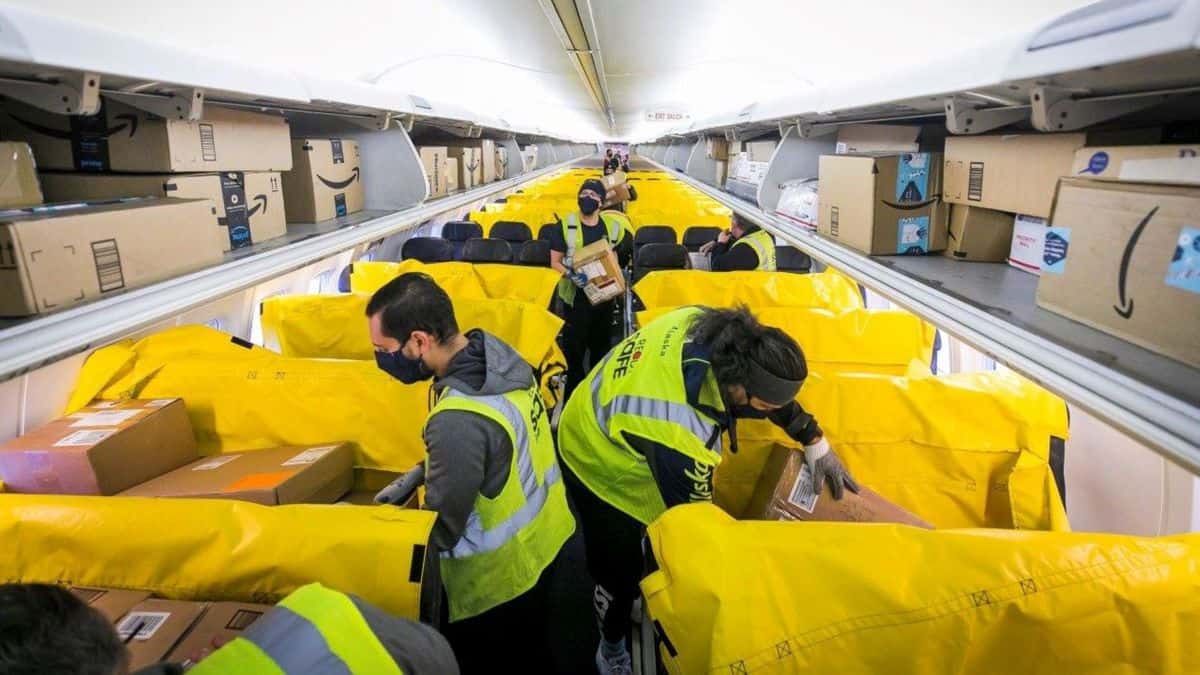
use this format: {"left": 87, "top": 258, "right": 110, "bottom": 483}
{"left": 767, "top": 400, "right": 823, "bottom": 446}
{"left": 422, "top": 409, "right": 513, "bottom": 551}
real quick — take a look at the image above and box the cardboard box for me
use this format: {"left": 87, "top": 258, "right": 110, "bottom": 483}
{"left": 1071, "top": 145, "right": 1200, "bottom": 186}
{"left": 71, "top": 587, "right": 152, "bottom": 622}
{"left": 944, "top": 204, "right": 1015, "bottom": 262}
{"left": 574, "top": 238, "right": 625, "bottom": 305}
{"left": 448, "top": 140, "right": 497, "bottom": 183}
{"left": 447, "top": 147, "right": 482, "bottom": 190}
{"left": 166, "top": 602, "right": 273, "bottom": 664}
{"left": 727, "top": 153, "right": 744, "bottom": 179}
{"left": 745, "top": 140, "right": 776, "bottom": 162}
{"left": 444, "top": 157, "right": 459, "bottom": 193}
{"left": 601, "top": 171, "right": 628, "bottom": 190}
{"left": 705, "top": 136, "right": 728, "bottom": 160}
{"left": 818, "top": 153, "right": 948, "bottom": 255}
{"left": 0, "top": 142, "right": 43, "bottom": 207}
{"left": 604, "top": 183, "right": 631, "bottom": 207}
{"left": 1008, "top": 214, "right": 1046, "bottom": 275}
{"left": 39, "top": 171, "right": 286, "bottom": 251}
{"left": 0, "top": 98, "right": 292, "bottom": 173}
{"left": 418, "top": 147, "right": 448, "bottom": 198}
{"left": 747, "top": 445, "right": 933, "bottom": 526}
{"left": 116, "top": 599, "right": 207, "bottom": 671}
{"left": 0, "top": 198, "right": 224, "bottom": 316}
{"left": 1036, "top": 179, "right": 1200, "bottom": 368}
{"left": 0, "top": 399, "right": 197, "bottom": 494}
{"left": 836, "top": 124, "right": 921, "bottom": 154}
{"left": 120, "top": 443, "right": 353, "bottom": 505}
{"left": 495, "top": 146, "right": 510, "bottom": 180}
{"left": 944, "top": 133, "right": 1086, "bottom": 218}
{"left": 282, "top": 138, "right": 364, "bottom": 223}
{"left": 715, "top": 160, "right": 727, "bottom": 186}
{"left": 478, "top": 140, "right": 497, "bottom": 183}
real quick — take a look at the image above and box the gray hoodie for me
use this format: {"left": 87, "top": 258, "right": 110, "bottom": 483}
{"left": 423, "top": 329, "right": 534, "bottom": 551}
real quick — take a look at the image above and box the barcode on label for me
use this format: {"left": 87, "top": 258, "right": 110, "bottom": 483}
{"left": 968, "top": 162, "right": 984, "bottom": 201}
{"left": 282, "top": 446, "right": 337, "bottom": 466}
{"left": 830, "top": 206, "right": 840, "bottom": 237}
{"left": 200, "top": 123, "right": 217, "bottom": 161}
{"left": 54, "top": 429, "right": 117, "bottom": 447}
{"left": 787, "top": 463, "right": 820, "bottom": 514}
{"left": 91, "top": 239, "right": 124, "bottom": 292}
{"left": 117, "top": 611, "right": 171, "bottom": 641}
{"left": 226, "top": 609, "right": 265, "bottom": 630}
{"left": 193, "top": 455, "right": 240, "bottom": 471}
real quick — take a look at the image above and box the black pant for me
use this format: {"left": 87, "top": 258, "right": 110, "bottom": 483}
{"left": 561, "top": 460, "right": 646, "bottom": 645}
{"left": 440, "top": 552, "right": 560, "bottom": 675}
{"left": 561, "top": 298, "right": 620, "bottom": 400}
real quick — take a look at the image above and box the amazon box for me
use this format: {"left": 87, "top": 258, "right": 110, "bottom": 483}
{"left": 282, "top": 138, "right": 364, "bottom": 222}
{"left": 747, "top": 444, "right": 933, "bottom": 527}
{"left": 71, "top": 587, "right": 152, "bottom": 622}
{"left": 944, "top": 133, "right": 1086, "bottom": 218}
{"left": 449, "top": 140, "right": 497, "bottom": 183}
{"left": 0, "top": 142, "right": 43, "bottom": 207}
{"left": 447, "top": 147, "right": 482, "bottom": 189}
{"left": 0, "top": 98, "right": 291, "bottom": 173}
{"left": 0, "top": 399, "right": 198, "bottom": 495}
{"left": 1036, "top": 178, "right": 1200, "bottom": 368}
{"left": 0, "top": 198, "right": 224, "bottom": 316}
{"left": 495, "top": 146, "right": 510, "bottom": 180}
{"left": 445, "top": 157, "right": 459, "bottom": 193}
{"left": 120, "top": 443, "right": 354, "bottom": 505}
{"left": 818, "top": 153, "right": 947, "bottom": 255}
{"left": 745, "top": 140, "right": 776, "bottom": 162}
{"left": 116, "top": 599, "right": 207, "bottom": 671}
{"left": 418, "top": 146, "right": 448, "bottom": 198}
{"left": 944, "top": 204, "right": 1014, "bottom": 262}
{"left": 39, "top": 171, "right": 285, "bottom": 250}
{"left": 1071, "top": 144, "right": 1200, "bottom": 186}
{"left": 166, "top": 602, "right": 273, "bottom": 664}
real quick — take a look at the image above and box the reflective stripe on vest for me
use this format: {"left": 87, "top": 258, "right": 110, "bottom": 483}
{"left": 732, "top": 229, "right": 777, "bottom": 271}
{"left": 563, "top": 212, "right": 622, "bottom": 260}
{"left": 589, "top": 356, "right": 721, "bottom": 453}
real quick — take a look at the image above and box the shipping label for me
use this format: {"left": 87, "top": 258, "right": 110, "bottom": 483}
{"left": 1166, "top": 226, "right": 1200, "bottom": 295}
{"left": 54, "top": 429, "right": 118, "bottom": 447}
{"left": 282, "top": 446, "right": 338, "bottom": 466}
{"left": 192, "top": 455, "right": 241, "bottom": 471}
{"left": 787, "top": 463, "right": 819, "bottom": 514}
{"left": 70, "top": 410, "right": 140, "bottom": 427}
{"left": 117, "top": 611, "right": 171, "bottom": 641}
{"left": 91, "top": 239, "right": 125, "bottom": 293}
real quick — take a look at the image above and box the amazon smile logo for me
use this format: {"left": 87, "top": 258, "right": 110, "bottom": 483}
{"left": 1113, "top": 206, "right": 1157, "bottom": 319}
{"left": 248, "top": 194, "right": 268, "bottom": 217}
{"left": 12, "top": 113, "right": 139, "bottom": 139}
{"left": 880, "top": 197, "right": 938, "bottom": 211}
{"left": 316, "top": 167, "right": 360, "bottom": 190}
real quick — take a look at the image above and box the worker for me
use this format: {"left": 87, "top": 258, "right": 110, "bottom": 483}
{"left": 547, "top": 178, "right": 634, "bottom": 398}
{"left": 0, "top": 582, "right": 457, "bottom": 675}
{"left": 701, "top": 212, "right": 777, "bottom": 271}
{"left": 604, "top": 148, "right": 621, "bottom": 175}
{"left": 556, "top": 305, "right": 858, "bottom": 675}
{"left": 366, "top": 273, "right": 574, "bottom": 674}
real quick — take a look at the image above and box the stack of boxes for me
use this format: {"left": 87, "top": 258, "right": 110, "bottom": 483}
{"left": 417, "top": 139, "right": 505, "bottom": 198}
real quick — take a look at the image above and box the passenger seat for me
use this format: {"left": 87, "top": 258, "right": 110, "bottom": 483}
{"left": 633, "top": 225, "right": 676, "bottom": 252}
{"left": 517, "top": 240, "right": 551, "bottom": 267}
{"left": 776, "top": 246, "right": 813, "bottom": 274}
{"left": 633, "top": 243, "right": 688, "bottom": 284}
{"left": 441, "top": 220, "right": 483, "bottom": 260}
{"left": 461, "top": 238, "right": 514, "bottom": 264}
{"left": 682, "top": 226, "right": 722, "bottom": 252}
{"left": 490, "top": 221, "right": 532, "bottom": 263}
{"left": 402, "top": 237, "right": 455, "bottom": 263}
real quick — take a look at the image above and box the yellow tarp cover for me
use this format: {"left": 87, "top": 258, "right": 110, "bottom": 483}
{"left": 718, "top": 370, "right": 1069, "bottom": 531}
{"left": 643, "top": 503, "right": 1200, "bottom": 675}
{"left": 633, "top": 270, "right": 864, "bottom": 312}
{"left": 350, "top": 260, "right": 561, "bottom": 309}
{"left": 0, "top": 495, "right": 435, "bottom": 618}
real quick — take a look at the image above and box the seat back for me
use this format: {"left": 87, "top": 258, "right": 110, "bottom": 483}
{"left": 517, "top": 240, "right": 552, "bottom": 267}
{"left": 777, "top": 245, "right": 813, "bottom": 274}
{"left": 441, "top": 220, "right": 483, "bottom": 260}
{"left": 401, "top": 237, "right": 455, "bottom": 263}
{"left": 682, "top": 226, "right": 722, "bottom": 252}
{"left": 634, "top": 225, "right": 677, "bottom": 249}
{"left": 633, "top": 243, "right": 688, "bottom": 284}
{"left": 537, "top": 223, "right": 559, "bottom": 243}
{"left": 491, "top": 221, "right": 532, "bottom": 262}
{"left": 461, "top": 238, "right": 514, "bottom": 264}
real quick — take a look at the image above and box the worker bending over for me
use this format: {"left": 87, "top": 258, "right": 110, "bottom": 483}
{"left": 367, "top": 273, "right": 574, "bottom": 674}
{"left": 547, "top": 178, "right": 634, "bottom": 398}
{"left": 557, "top": 306, "right": 857, "bottom": 675}
{"left": 701, "top": 212, "right": 777, "bottom": 271}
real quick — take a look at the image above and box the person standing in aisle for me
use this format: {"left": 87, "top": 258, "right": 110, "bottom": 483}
{"left": 701, "top": 212, "right": 777, "bottom": 271}
{"left": 557, "top": 305, "right": 858, "bottom": 675}
{"left": 548, "top": 178, "right": 634, "bottom": 398}
{"left": 367, "top": 273, "right": 575, "bottom": 674}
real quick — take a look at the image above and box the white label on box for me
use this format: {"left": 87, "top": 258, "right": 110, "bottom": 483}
{"left": 192, "top": 456, "right": 240, "bottom": 471}
{"left": 89, "top": 401, "right": 119, "bottom": 409}
{"left": 1008, "top": 214, "right": 1047, "bottom": 275}
{"left": 282, "top": 446, "right": 338, "bottom": 466}
{"left": 787, "top": 463, "right": 820, "bottom": 514}
{"left": 54, "top": 429, "right": 118, "bottom": 447}
{"left": 144, "top": 399, "right": 174, "bottom": 408}
{"left": 1118, "top": 157, "right": 1200, "bottom": 186}
{"left": 70, "top": 410, "right": 140, "bottom": 428}
{"left": 579, "top": 261, "right": 606, "bottom": 280}
{"left": 117, "top": 611, "right": 172, "bottom": 641}
{"left": 835, "top": 142, "right": 848, "bottom": 154}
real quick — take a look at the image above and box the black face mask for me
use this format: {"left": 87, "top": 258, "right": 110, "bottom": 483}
{"left": 730, "top": 404, "right": 770, "bottom": 419}
{"left": 375, "top": 349, "right": 432, "bottom": 384}
{"left": 578, "top": 196, "right": 601, "bottom": 215}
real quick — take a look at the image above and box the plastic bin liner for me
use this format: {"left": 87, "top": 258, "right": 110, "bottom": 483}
{"left": 350, "top": 260, "right": 560, "bottom": 309}
{"left": 0, "top": 495, "right": 435, "bottom": 619}
{"left": 633, "top": 270, "right": 863, "bottom": 312}
{"left": 642, "top": 503, "right": 1200, "bottom": 675}
{"left": 716, "top": 370, "right": 1069, "bottom": 531}
{"left": 637, "top": 307, "right": 935, "bottom": 376}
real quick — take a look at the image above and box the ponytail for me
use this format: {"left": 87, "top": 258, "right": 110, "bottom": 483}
{"left": 687, "top": 306, "right": 807, "bottom": 390}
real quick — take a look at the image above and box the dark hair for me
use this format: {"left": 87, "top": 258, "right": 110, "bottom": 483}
{"left": 687, "top": 306, "right": 807, "bottom": 389}
{"left": 365, "top": 272, "right": 460, "bottom": 344}
{"left": 0, "top": 584, "right": 128, "bottom": 675}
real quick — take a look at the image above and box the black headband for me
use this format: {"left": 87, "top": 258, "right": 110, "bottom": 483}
{"left": 743, "top": 358, "right": 803, "bottom": 406}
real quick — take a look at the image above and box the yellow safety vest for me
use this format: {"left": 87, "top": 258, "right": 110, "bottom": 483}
{"left": 428, "top": 380, "right": 575, "bottom": 621}
{"left": 731, "top": 229, "right": 777, "bottom": 271}
{"left": 557, "top": 306, "right": 727, "bottom": 525}
{"left": 189, "top": 583, "right": 402, "bottom": 674}
{"left": 557, "top": 211, "right": 630, "bottom": 306}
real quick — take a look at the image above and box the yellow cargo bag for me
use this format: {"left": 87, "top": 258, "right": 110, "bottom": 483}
{"left": 638, "top": 307, "right": 936, "bottom": 376}
{"left": 66, "top": 326, "right": 431, "bottom": 475}
{"left": 633, "top": 270, "right": 863, "bottom": 312}
{"left": 643, "top": 503, "right": 1200, "bottom": 675}
{"left": 0, "top": 495, "right": 435, "bottom": 619}
{"left": 717, "top": 370, "right": 1069, "bottom": 530}
{"left": 350, "top": 260, "right": 561, "bottom": 309}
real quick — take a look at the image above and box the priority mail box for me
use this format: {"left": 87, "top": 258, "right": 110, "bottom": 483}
{"left": 71, "top": 587, "right": 152, "bottom": 622}
{"left": 116, "top": 599, "right": 207, "bottom": 671}
{"left": 418, "top": 146, "right": 449, "bottom": 197}
{"left": 447, "top": 146, "right": 483, "bottom": 189}
{"left": 1071, "top": 145, "right": 1200, "bottom": 186}
{"left": 167, "top": 602, "right": 274, "bottom": 664}
{"left": 120, "top": 443, "right": 354, "bottom": 505}
{"left": 836, "top": 124, "right": 920, "bottom": 154}
{"left": 282, "top": 138, "right": 364, "bottom": 222}
{"left": 818, "top": 152, "right": 948, "bottom": 255}
{"left": 944, "top": 204, "right": 1014, "bottom": 262}
{"left": 0, "top": 98, "right": 292, "bottom": 173}
{"left": 944, "top": 133, "right": 1086, "bottom": 218}
{"left": 1008, "top": 214, "right": 1047, "bottom": 275}
{"left": 0, "top": 198, "right": 225, "bottom": 316}
{"left": 0, "top": 142, "right": 43, "bottom": 207}
{"left": 0, "top": 399, "right": 198, "bottom": 495}
{"left": 39, "top": 171, "right": 286, "bottom": 251}
{"left": 1036, "top": 178, "right": 1200, "bottom": 368}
